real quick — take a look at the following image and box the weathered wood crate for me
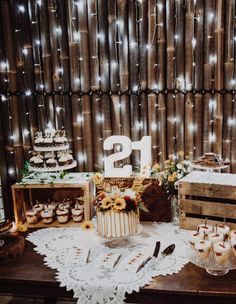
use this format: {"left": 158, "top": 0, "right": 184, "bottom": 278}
{"left": 11, "top": 173, "right": 94, "bottom": 228}
{"left": 178, "top": 171, "right": 236, "bottom": 230}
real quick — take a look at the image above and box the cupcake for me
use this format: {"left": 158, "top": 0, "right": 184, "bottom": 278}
{"left": 231, "top": 238, "right": 236, "bottom": 256}
{"left": 34, "top": 157, "right": 44, "bottom": 168}
{"left": 213, "top": 241, "right": 231, "bottom": 265}
{"left": 66, "top": 154, "right": 74, "bottom": 165}
{"left": 54, "top": 136, "right": 65, "bottom": 146}
{"left": 44, "top": 151, "right": 55, "bottom": 161}
{"left": 58, "top": 155, "right": 68, "bottom": 166}
{"left": 41, "top": 210, "right": 54, "bottom": 224}
{"left": 72, "top": 204, "right": 84, "bottom": 222}
{"left": 208, "top": 232, "right": 224, "bottom": 244}
{"left": 47, "top": 201, "right": 57, "bottom": 212}
{"left": 33, "top": 202, "right": 44, "bottom": 213}
{"left": 195, "top": 239, "right": 211, "bottom": 259}
{"left": 35, "top": 136, "right": 44, "bottom": 147}
{"left": 230, "top": 230, "right": 236, "bottom": 240}
{"left": 58, "top": 201, "right": 70, "bottom": 210}
{"left": 198, "top": 223, "right": 213, "bottom": 236}
{"left": 56, "top": 208, "right": 69, "bottom": 223}
{"left": 189, "top": 230, "right": 203, "bottom": 249}
{"left": 44, "top": 137, "right": 53, "bottom": 147}
{"left": 29, "top": 156, "right": 38, "bottom": 165}
{"left": 26, "top": 209, "right": 38, "bottom": 224}
{"left": 217, "top": 224, "right": 230, "bottom": 236}
{"left": 45, "top": 128, "right": 56, "bottom": 138}
{"left": 46, "top": 158, "right": 57, "bottom": 168}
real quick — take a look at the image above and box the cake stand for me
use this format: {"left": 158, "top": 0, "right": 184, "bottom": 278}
{"left": 191, "top": 163, "right": 230, "bottom": 172}
{"left": 189, "top": 250, "right": 236, "bottom": 276}
{"left": 28, "top": 160, "right": 77, "bottom": 172}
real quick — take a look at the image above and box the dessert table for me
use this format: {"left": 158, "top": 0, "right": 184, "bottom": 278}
{"left": 0, "top": 232, "right": 236, "bottom": 304}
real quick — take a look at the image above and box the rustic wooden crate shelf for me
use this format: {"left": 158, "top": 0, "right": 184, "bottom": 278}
{"left": 11, "top": 173, "right": 94, "bottom": 228}
{"left": 178, "top": 171, "right": 236, "bottom": 230}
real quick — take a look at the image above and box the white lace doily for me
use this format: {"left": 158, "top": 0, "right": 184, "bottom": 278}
{"left": 27, "top": 223, "right": 190, "bottom": 304}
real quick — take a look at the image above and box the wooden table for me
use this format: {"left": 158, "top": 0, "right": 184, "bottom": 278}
{"left": 0, "top": 240, "right": 236, "bottom": 304}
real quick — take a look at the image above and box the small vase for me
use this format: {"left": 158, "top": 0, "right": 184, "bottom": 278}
{"left": 170, "top": 195, "right": 179, "bottom": 226}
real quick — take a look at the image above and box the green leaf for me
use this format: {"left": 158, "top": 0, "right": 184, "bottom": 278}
{"left": 50, "top": 175, "right": 57, "bottom": 179}
{"left": 138, "top": 202, "right": 149, "bottom": 213}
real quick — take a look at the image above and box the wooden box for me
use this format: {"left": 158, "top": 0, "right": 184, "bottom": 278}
{"left": 11, "top": 173, "right": 94, "bottom": 228}
{"left": 178, "top": 171, "right": 236, "bottom": 230}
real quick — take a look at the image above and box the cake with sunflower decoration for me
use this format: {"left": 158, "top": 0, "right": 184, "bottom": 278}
{"left": 94, "top": 189, "right": 148, "bottom": 238}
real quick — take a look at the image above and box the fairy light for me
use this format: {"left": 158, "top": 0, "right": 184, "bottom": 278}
{"left": 228, "top": 118, "right": 235, "bottom": 126}
{"left": 209, "top": 133, "right": 216, "bottom": 143}
{"left": 191, "top": 38, "right": 196, "bottom": 49}
{"left": 56, "top": 106, "right": 62, "bottom": 113}
{"left": 209, "top": 54, "right": 217, "bottom": 64}
{"left": 209, "top": 99, "right": 217, "bottom": 111}
{"left": 0, "top": 61, "right": 8, "bottom": 70}
{"left": 36, "top": 0, "right": 42, "bottom": 6}
{"left": 35, "top": 40, "right": 40, "bottom": 45}
{"left": 23, "top": 129, "right": 30, "bottom": 136}
{"left": 1, "top": 95, "right": 7, "bottom": 102}
{"left": 207, "top": 12, "right": 215, "bottom": 22}
{"left": 25, "top": 90, "right": 32, "bottom": 96}
{"left": 22, "top": 48, "right": 28, "bottom": 55}
{"left": 77, "top": 115, "right": 83, "bottom": 123}
{"left": 18, "top": 5, "right": 25, "bottom": 13}
{"left": 8, "top": 168, "right": 15, "bottom": 176}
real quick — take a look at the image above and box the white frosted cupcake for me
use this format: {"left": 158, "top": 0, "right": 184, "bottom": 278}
{"left": 33, "top": 202, "right": 44, "bottom": 213}
{"left": 41, "top": 210, "right": 54, "bottom": 224}
{"left": 208, "top": 232, "right": 224, "bottom": 244}
{"left": 56, "top": 209, "right": 69, "bottom": 223}
{"left": 72, "top": 206, "right": 84, "bottom": 222}
{"left": 189, "top": 231, "right": 203, "bottom": 249}
{"left": 34, "top": 157, "right": 44, "bottom": 168}
{"left": 198, "top": 224, "right": 213, "bottom": 235}
{"left": 195, "top": 239, "right": 211, "bottom": 259}
{"left": 35, "top": 137, "right": 44, "bottom": 147}
{"left": 231, "top": 238, "right": 236, "bottom": 257}
{"left": 54, "top": 137, "right": 65, "bottom": 145}
{"left": 66, "top": 154, "right": 74, "bottom": 165}
{"left": 230, "top": 230, "right": 236, "bottom": 240}
{"left": 44, "top": 137, "right": 53, "bottom": 146}
{"left": 46, "top": 158, "right": 57, "bottom": 168}
{"left": 217, "top": 224, "right": 230, "bottom": 236}
{"left": 26, "top": 209, "right": 38, "bottom": 224}
{"left": 213, "top": 241, "right": 231, "bottom": 265}
{"left": 58, "top": 155, "right": 68, "bottom": 166}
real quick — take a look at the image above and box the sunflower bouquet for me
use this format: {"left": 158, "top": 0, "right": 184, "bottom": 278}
{"left": 93, "top": 189, "right": 148, "bottom": 214}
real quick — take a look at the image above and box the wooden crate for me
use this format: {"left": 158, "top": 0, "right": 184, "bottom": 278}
{"left": 178, "top": 171, "right": 236, "bottom": 230}
{"left": 12, "top": 178, "right": 94, "bottom": 229}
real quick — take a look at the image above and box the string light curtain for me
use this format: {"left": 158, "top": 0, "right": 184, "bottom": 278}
{"left": 0, "top": 0, "right": 236, "bottom": 185}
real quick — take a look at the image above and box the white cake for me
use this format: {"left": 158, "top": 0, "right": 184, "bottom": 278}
{"left": 96, "top": 210, "right": 139, "bottom": 238}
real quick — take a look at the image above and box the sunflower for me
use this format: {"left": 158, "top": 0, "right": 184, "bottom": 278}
{"left": 101, "top": 197, "right": 113, "bottom": 209}
{"left": 92, "top": 173, "right": 104, "bottom": 185}
{"left": 114, "top": 197, "right": 126, "bottom": 211}
{"left": 82, "top": 220, "right": 94, "bottom": 230}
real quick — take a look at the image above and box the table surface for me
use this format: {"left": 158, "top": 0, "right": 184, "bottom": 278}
{"left": 0, "top": 239, "right": 236, "bottom": 304}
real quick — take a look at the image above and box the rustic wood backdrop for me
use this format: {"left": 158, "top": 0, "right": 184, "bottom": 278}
{"left": 0, "top": 0, "right": 236, "bottom": 195}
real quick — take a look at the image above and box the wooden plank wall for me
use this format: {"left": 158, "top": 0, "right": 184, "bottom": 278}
{"left": 0, "top": 0, "right": 235, "bottom": 184}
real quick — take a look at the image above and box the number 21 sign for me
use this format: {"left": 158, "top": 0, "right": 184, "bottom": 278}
{"left": 103, "top": 136, "right": 152, "bottom": 177}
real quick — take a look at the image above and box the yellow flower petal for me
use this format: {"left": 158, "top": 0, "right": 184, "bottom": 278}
{"left": 114, "top": 197, "right": 126, "bottom": 211}
{"left": 82, "top": 221, "right": 94, "bottom": 230}
{"left": 101, "top": 197, "right": 113, "bottom": 209}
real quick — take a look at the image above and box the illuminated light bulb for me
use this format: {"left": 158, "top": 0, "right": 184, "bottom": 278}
{"left": 1, "top": 95, "right": 7, "bottom": 101}
{"left": 99, "top": 138, "right": 103, "bottom": 141}
{"left": 96, "top": 115, "right": 104, "bottom": 123}
{"left": 129, "top": 41, "right": 137, "bottom": 47}
{"left": 39, "top": 84, "right": 44, "bottom": 89}
{"left": 58, "top": 67, "right": 63, "bottom": 74}
{"left": 75, "top": 1, "right": 83, "bottom": 11}
{"left": 56, "top": 106, "right": 62, "bottom": 113}
{"left": 79, "top": 57, "right": 83, "bottom": 61}
{"left": 151, "top": 122, "right": 157, "bottom": 131}
{"left": 137, "top": 121, "right": 143, "bottom": 129}
{"left": 0, "top": 62, "right": 8, "bottom": 69}
{"left": 56, "top": 27, "right": 62, "bottom": 35}
{"left": 228, "top": 118, "right": 234, "bottom": 126}
{"left": 234, "top": 36, "right": 236, "bottom": 41}
{"left": 47, "top": 122, "right": 53, "bottom": 129}
{"left": 137, "top": 18, "right": 143, "bottom": 23}
{"left": 91, "top": 56, "right": 97, "bottom": 59}
{"left": 111, "top": 61, "right": 117, "bottom": 68}
{"left": 22, "top": 48, "right": 28, "bottom": 55}
{"left": 35, "top": 40, "right": 40, "bottom": 45}
{"left": 209, "top": 133, "right": 216, "bottom": 142}
{"left": 146, "top": 44, "right": 151, "bottom": 49}
{"left": 77, "top": 136, "right": 82, "bottom": 140}
{"left": 78, "top": 153, "right": 86, "bottom": 163}
{"left": 77, "top": 115, "right": 83, "bottom": 123}
{"left": 116, "top": 20, "right": 120, "bottom": 26}
{"left": 157, "top": 3, "right": 163, "bottom": 10}
{"left": 209, "top": 54, "right": 217, "bottom": 64}
{"left": 36, "top": 0, "right": 42, "bottom": 6}
{"left": 10, "top": 135, "right": 14, "bottom": 140}
{"left": 23, "top": 129, "right": 30, "bottom": 136}
{"left": 18, "top": 5, "right": 25, "bottom": 13}
{"left": 25, "top": 90, "right": 32, "bottom": 96}
{"left": 133, "top": 85, "right": 138, "bottom": 91}
{"left": 97, "top": 76, "right": 101, "bottom": 81}
{"left": 8, "top": 168, "right": 15, "bottom": 175}
{"left": 231, "top": 79, "right": 236, "bottom": 86}
{"left": 10, "top": 151, "right": 14, "bottom": 154}
{"left": 209, "top": 99, "right": 216, "bottom": 111}
{"left": 191, "top": 38, "right": 196, "bottom": 48}
{"left": 32, "top": 21, "right": 37, "bottom": 24}
{"left": 116, "top": 41, "right": 122, "bottom": 44}
{"left": 189, "top": 123, "right": 196, "bottom": 133}
{"left": 97, "top": 32, "right": 105, "bottom": 42}
{"left": 152, "top": 83, "right": 160, "bottom": 90}
{"left": 75, "top": 78, "right": 80, "bottom": 84}
{"left": 26, "top": 112, "right": 29, "bottom": 115}
{"left": 174, "top": 34, "right": 179, "bottom": 40}
{"left": 193, "top": 62, "right": 195, "bottom": 66}
{"left": 207, "top": 12, "right": 214, "bottom": 21}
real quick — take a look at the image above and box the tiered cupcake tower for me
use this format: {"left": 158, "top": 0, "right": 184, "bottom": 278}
{"left": 29, "top": 129, "right": 77, "bottom": 172}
